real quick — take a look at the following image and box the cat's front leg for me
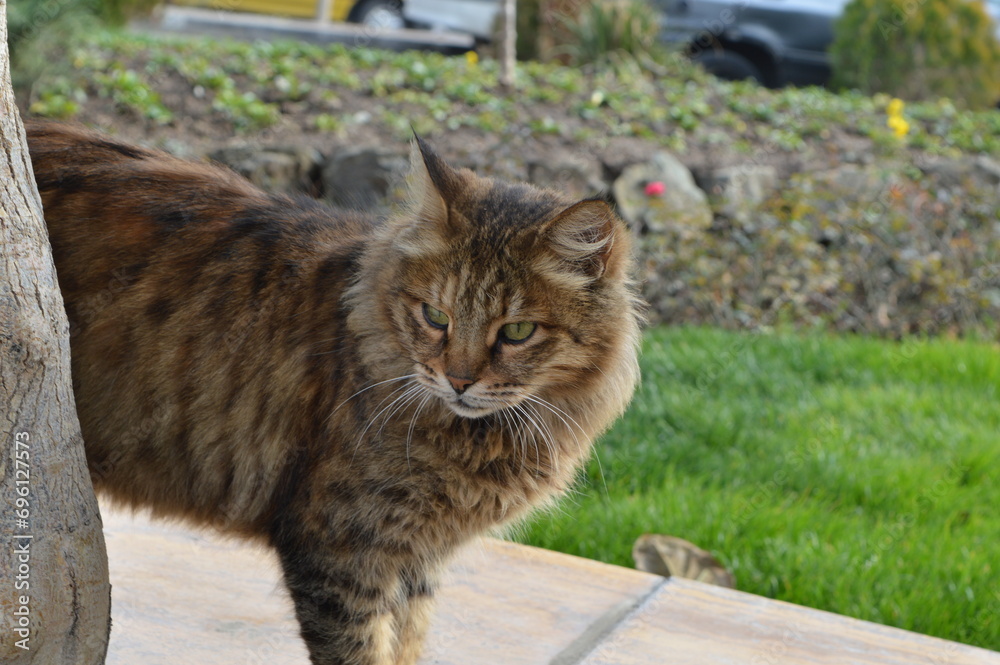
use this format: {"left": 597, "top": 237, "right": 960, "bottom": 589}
{"left": 394, "top": 569, "right": 439, "bottom": 665}
{"left": 276, "top": 543, "right": 401, "bottom": 665}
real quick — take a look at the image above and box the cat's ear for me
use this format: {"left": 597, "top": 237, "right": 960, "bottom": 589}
{"left": 539, "top": 199, "right": 627, "bottom": 280}
{"left": 413, "top": 136, "right": 465, "bottom": 203}
{"left": 407, "top": 136, "right": 468, "bottom": 223}
{"left": 406, "top": 137, "right": 446, "bottom": 224}
{"left": 396, "top": 137, "right": 466, "bottom": 253}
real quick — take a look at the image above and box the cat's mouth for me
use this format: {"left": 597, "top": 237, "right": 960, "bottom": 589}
{"left": 414, "top": 375, "right": 506, "bottom": 419}
{"left": 449, "top": 398, "right": 495, "bottom": 419}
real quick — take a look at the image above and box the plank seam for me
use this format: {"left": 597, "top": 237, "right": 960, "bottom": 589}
{"left": 547, "top": 577, "right": 670, "bottom": 665}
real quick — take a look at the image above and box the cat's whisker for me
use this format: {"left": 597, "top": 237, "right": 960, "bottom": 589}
{"left": 351, "top": 382, "right": 421, "bottom": 463}
{"left": 521, "top": 394, "right": 587, "bottom": 444}
{"left": 512, "top": 403, "right": 548, "bottom": 475}
{"left": 513, "top": 410, "right": 531, "bottom": 476}
{"left": 522, "top": 400, "right": 558, "bottom": 467}
{"left": 518, "top": 397, "right": 573, "bottom": 477}
{"left": 518, "top": 404, "right": 546, "bottom": 472}
{"left": 329, "top": 374, "right": 418, "bottom": 421}
{"left": 376, "top": 384, "right": 426, "bottom": 440}
{"left": 529, "top": 403, "right": 562, "bottom": 477}
{"left": 498, "top": 407, "right": 526, "bottom": 476}
{"left": 405, "top": 392, "right": 433, "bottom": 473}
{"left": 510, "top": 408, "right": 531, "bottom": 475}
{"left": 522, "top": 395, "right": 609, "bottom": 500}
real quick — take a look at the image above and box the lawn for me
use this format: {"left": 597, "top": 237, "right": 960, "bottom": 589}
{"left": 519, "top": 326, "right": 1000, "bottom": 650}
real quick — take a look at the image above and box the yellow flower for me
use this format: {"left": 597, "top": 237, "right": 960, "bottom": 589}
{"left": 465, "top": 50, "right": 479, "bottom": 67}
{"left": 887, "top": 97, "right": 905, "bottom": 117}
{"left": 887, "top": 114, "right": 910, "bottom": 138}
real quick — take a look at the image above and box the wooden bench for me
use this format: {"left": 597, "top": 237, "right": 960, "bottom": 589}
{"left": 102, "top": 507, "right": 999, "bottom": 664}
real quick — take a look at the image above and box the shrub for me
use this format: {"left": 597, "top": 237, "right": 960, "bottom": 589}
{"left": 514, "top": 0, "right": 543, "bottom": 61}
{"left": 830, "top": 0, "right": 1000, "bottom": 109}
{"left": 512, "top": 0, "right": 584, "bottom": 63}
{"left": 560, "top": 0, "right": 662, "bottom": 66}
{"left": 511, "top": 0, "right": 661, "bottom": 66}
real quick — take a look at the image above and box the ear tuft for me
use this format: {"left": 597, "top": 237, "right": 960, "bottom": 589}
{"left": 540, "top": 199, "right": 625, "bottom": 280}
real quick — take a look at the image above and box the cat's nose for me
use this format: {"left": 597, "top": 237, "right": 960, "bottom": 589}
{"left": 447, "top": 375, "right": 474, "bottom": 394}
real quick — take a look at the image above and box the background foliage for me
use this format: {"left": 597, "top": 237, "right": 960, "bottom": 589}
{"left": 830, "top": 0, "right": 1000, "bottom": 109}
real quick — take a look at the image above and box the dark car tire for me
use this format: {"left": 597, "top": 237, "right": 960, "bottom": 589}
{"left": 348, "top": 0, "right": 405, "bottom": 30}
{"left": 693, "top": 50, "right": 766, "bottom": 85}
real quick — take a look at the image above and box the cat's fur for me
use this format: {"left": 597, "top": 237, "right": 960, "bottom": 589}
{"left": 26, "top": 120, "right": 642, "bottom": 665}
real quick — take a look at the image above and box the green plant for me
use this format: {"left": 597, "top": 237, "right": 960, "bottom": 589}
{"left": 211, "top": 89, "right": 280, "bottom": 130}
{"left": 830, "top": 0, "right": 1000, "bottom": 109}
{"left": 559, "top": 0, "right": 662, "bottom": 66}
{"left": 29, "top": 90, "right": 83, "bottom": 119}
{"left": 94, "top": 68, "right": 173, "bottom": 123}
{"left": 313, "top": 113, "right": 341, "bottom": 133}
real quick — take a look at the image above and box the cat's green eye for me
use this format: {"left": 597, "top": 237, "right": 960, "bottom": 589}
{"left": 423, "top": 303, "right": 450, "bottom": 330}
{"left": 500, "top": 322, "right": 536, "bottom": 344}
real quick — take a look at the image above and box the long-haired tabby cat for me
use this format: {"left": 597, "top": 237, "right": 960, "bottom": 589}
{"left": 26, "top": 120, "right": 642, "bottom": 665}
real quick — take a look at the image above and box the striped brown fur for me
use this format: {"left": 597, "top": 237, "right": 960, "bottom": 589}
{"left": 26, "top": 120, "right": 642, "bottom": 665}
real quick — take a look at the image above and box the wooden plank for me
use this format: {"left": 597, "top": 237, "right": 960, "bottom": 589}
{"left": 425, "top": 540, "right": 663, "bottom": 664}
{"left": 103, "top": 507, "right": 997, "bottom": 665}
{"left": 103, "top": 510, "right": 310, "bottom": 665}
{"left": 578, "top": 577, "right": 1000, "bottom": 665}
{"left": 101, "top": 508, "right": 661, "bottom": 664}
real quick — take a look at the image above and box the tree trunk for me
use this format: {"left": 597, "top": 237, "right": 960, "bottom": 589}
{"left": 499, "top": 0, "right": 517, "bottom": 88}
{"left": 0, "top": 1, "right": 112, "bottom": 662}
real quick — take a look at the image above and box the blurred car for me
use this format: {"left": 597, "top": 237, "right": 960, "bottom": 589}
{"left": 349, "top": 0, "right": 499, "bottom": 39}
{"left": 653, "top": 0, "right": 1000, "bottom": 88}
{"left": 173, "top": 0, "right": 360, "bottom": 23}
{"left": 402, "top": 0, "right": 499, "bottom": 40}
{"left": 172, "top": 0, "right": 499, "bottom": 36}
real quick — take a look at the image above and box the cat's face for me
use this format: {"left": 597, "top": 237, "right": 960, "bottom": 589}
{"left": 369, "top": 140, "right": 634, "bottom": 421}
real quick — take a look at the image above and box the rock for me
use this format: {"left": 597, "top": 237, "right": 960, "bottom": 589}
{"left": 322, "top": 147, "right": 410, "bottom": 212}
{"left": 593, "top": 136, "right": 660, "bottom": 181}
{"left": 159, "top": 138, "right": 197, "bottom": 160}
{"left": 973, "top": 156, "right": 1000, "bottom": 189}
{"left": 921, "top": 155, "right": 1000, "bottom": 192}
{"left": 794, "top": 164, "right": 902, "bottom": 224}
{"left": 632, "top": 534, "right": 735, "bottom": 588}
{"left": 527, "top": 152, "right": 606, "bottom": 199}
{"left": 696, "top": 164, "right": 778, "bottom": 222}
{"left": 612, "top": 152, "right": 713, "bottom": 235}
{"left": 209, "top": 144, "right": 321, "bottom": 196}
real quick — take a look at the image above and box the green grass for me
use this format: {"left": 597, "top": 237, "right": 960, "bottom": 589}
{"left": 518, "top": 327, "right": 1000, "bottom": 650}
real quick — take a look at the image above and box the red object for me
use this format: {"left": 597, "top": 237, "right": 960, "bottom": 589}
{"left": 644, "top": 181, "right": 666, "bottom": 196}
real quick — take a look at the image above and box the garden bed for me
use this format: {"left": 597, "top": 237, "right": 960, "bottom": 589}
{"left": 24, "top": 30, "right": 1000, "bottom": 339}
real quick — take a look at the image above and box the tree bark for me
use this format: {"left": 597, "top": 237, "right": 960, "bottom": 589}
{"left": 0, "top": 1, "right": 112, "bottom": 662}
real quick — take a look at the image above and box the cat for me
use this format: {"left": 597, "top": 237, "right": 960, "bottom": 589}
{"left": 26, "top": 119, "right": 642, "bottom": 665}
